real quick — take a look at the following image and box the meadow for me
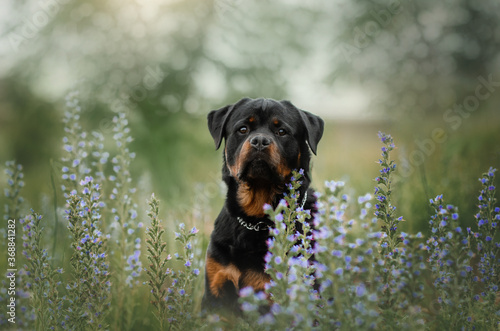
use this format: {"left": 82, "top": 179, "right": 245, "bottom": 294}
{"left": 0, "top": 94, "right": 499, "bottom": 330}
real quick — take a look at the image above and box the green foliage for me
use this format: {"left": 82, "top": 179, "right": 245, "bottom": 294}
{"left": 239, "top": 170, "right": 317, "bottom": 328}
{"left": 164, "top": 222, "right": 201, "bottom": 330}
{"left": 65, "top": 178, "right": 111, "bottom": 329}
{"left": 145, "top": 194, "right": 169, "bottom": 330}
{"left": 145, "top": 193, "right": 202, "bottom": 330}
{"left": 3, "top": 161, "right": 24, "bottom": 221}
{"left": 1, "top": 99, "right": 499, "bottom": 330}
{"left": 375, "top": 132, "right": 403, "bottom": 252}
{"left": 22, "top": 210, "right": 63, "bottom": 330}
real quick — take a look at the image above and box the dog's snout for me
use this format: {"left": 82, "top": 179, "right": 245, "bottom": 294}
{"left": 250, "top": 135, "right": 271, "bottom": 151}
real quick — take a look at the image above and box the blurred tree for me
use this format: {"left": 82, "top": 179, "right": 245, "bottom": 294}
{"left": 1, "top": 0, "right": 321, "bottom": 202}
{"left": 325, "top": 0, "right": 500, "bottom": 119}
{"left": 0, "top": 0, "right": 498, "bottom": 229}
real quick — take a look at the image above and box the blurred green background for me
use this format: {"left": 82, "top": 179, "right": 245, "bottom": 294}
{"left": 1, "top": 0, "right": 499, "bottom": 235}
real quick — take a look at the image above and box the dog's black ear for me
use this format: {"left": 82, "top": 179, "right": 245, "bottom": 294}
{"left": 207, "top": 98, "right": 251, "bottom": 150}
{"left": 281, "top": 100, "right": 324, "bottom": 155}
{"left": 207, "top": 104, "right": 233, "bottom": 150}
{"left": 299, "top": 109, "right": 324, "bottom": 155}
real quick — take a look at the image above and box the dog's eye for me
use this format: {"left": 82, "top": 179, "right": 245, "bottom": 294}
{"left": 277, "top": 128, "right": 287, "bottom": 136}
{"left": 238, "top": 126, "right": 248, "bottom": 134}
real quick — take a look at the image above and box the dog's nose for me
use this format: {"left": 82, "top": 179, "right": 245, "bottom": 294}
{"left": 250, "top": 135, "right": 271, "bottom": 151}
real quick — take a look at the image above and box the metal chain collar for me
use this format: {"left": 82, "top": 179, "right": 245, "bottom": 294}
{"left": 237, "top": 191, "right": 308, "bottom": 232}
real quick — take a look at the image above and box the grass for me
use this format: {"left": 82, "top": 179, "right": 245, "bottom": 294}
{"left": 0, "top": 94, "right": 499, "bottom": 330}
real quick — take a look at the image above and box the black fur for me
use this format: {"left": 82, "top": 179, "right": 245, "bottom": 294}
{"left": 202, "top": 98, "right": 324, "bottom": 314}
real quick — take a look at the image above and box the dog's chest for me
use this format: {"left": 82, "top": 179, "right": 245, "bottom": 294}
{"left": 227, "top": 228, "right": 269, "bottom": 266}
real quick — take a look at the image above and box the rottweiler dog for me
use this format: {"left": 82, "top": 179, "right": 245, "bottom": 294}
{"left": 202, "top": 97, "right": 324, "bottom": 314}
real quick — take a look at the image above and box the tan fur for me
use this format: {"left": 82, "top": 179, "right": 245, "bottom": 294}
{"left": 205, "top": 256, "right": 242, "bottom": 297}
{"left": 237, "top": 183, "right": 278, "bottom": 217}
{"left": 225, "top": 141, "right": 252, "bottom": 178}
{"left": 228, "top": 138, "right": 291, "bottom": 217}
{"left": 269, "top": 143, "right": 292, "bottom": 179}
{"left": 240, "top": 270, "right": 271, "bottom": 292}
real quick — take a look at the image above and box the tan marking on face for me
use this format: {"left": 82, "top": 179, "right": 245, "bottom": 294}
{"left": 205, "top": 256, "right": 241, "bottom": 297}
{"left": 226, "top": 141, "right": 252, "bottom": 179}
{"left": 268, "top": 143, "right": 291, "bottom": 179}
{"left": 273, "top": 118, "right": 279, "bottom": 126}
{"left": 230, "top": 137, "right": 291, "bottom": 216}
{"left": 267, "top": 143, "right": 281, "bottom": 168}
{"left": 249, "top": 116, "right": 255, "bottom": 123}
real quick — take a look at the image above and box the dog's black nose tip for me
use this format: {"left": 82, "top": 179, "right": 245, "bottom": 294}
{"left": 250, "top": 135, "right": 271, "bottom": 151}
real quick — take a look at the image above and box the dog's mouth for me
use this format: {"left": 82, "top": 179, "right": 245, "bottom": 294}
{"left": 238, "top": 155, "right": 276, "bottom": 182}
{"left": 227, "top": 138, "right": 291, "bottom": 186}
{"left": 238, "top": 157, "right": 275, "bottom": 181}
{"left": 230, "top": 145, "right": 293, "bottom": 217}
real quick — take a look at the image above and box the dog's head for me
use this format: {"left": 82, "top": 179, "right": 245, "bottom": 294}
{"left": 207, "top": 98, "right": 324, "bottom": 216}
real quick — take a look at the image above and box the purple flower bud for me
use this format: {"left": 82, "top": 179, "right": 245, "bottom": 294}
{"left": 264, "top": 252, "right": 273, "bottom": 263}
{"left": 355, "top": 284, "right": 366, "bottom": 297}
{"left": 240, "top": 286, "right": 254, "bottom": 298}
